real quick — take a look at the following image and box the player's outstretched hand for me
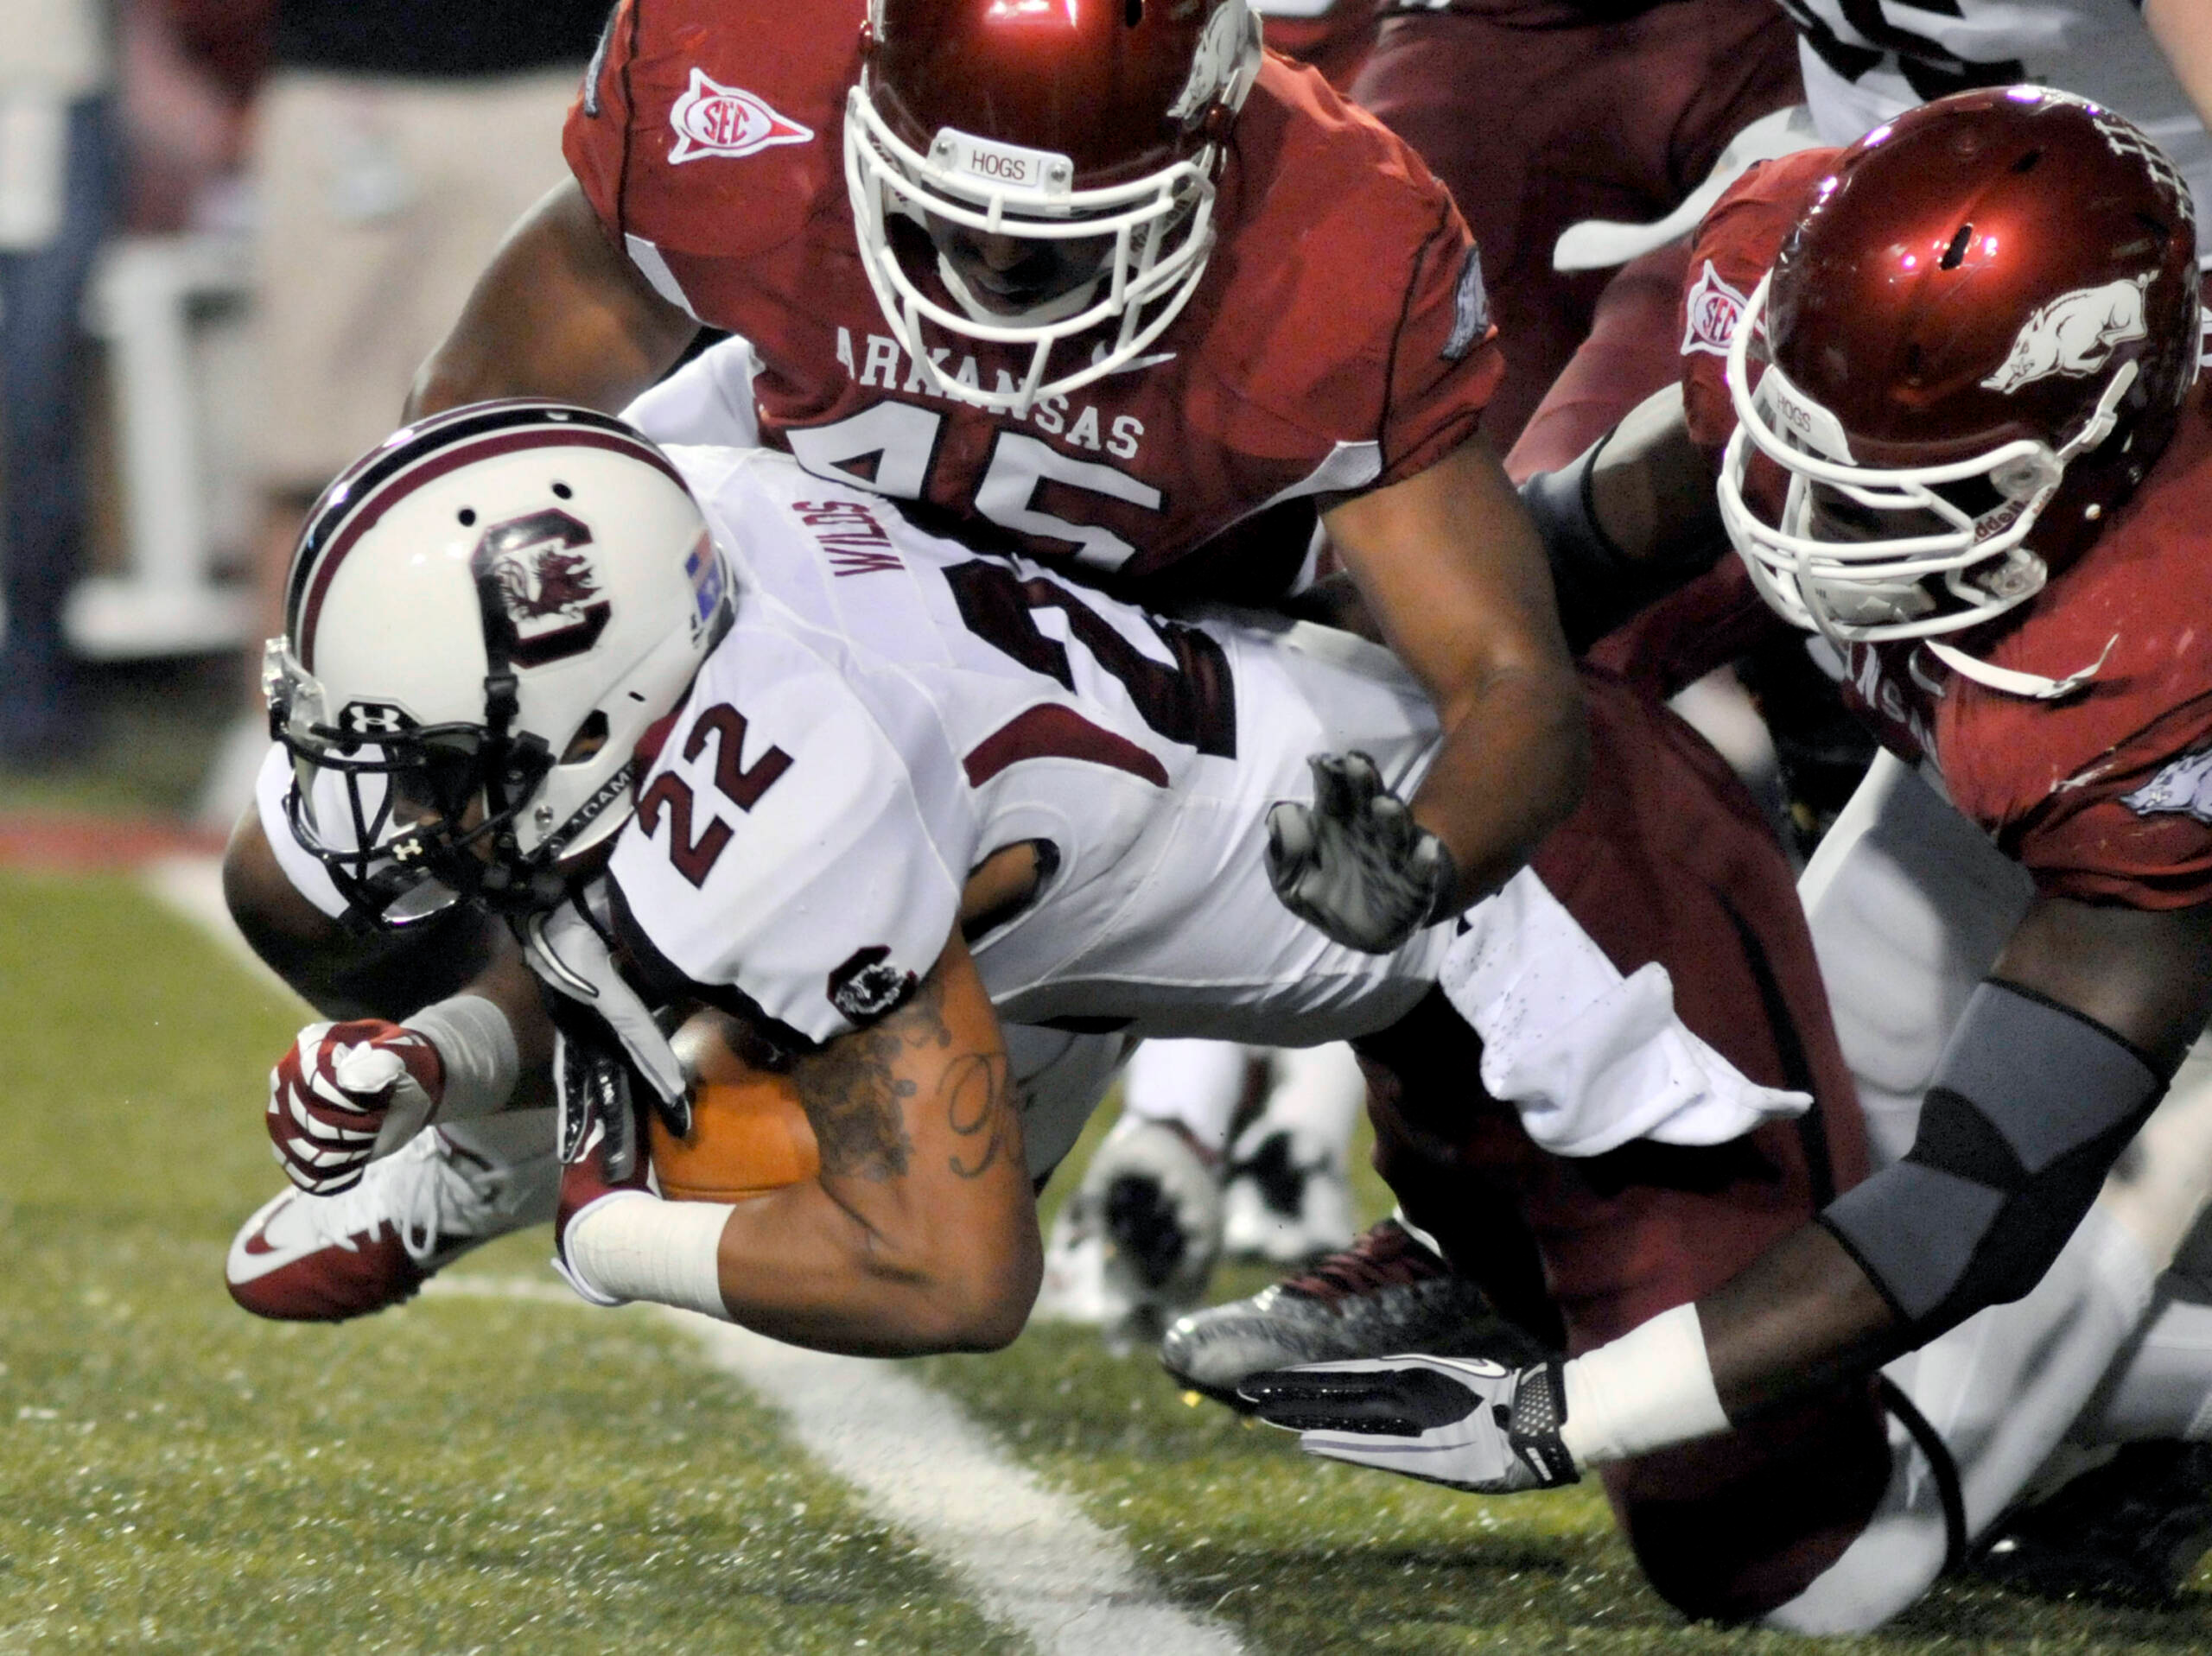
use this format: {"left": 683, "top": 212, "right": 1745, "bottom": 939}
{"left": 266, "top": 1020, "right": 445, "bottom": 1195}
{"left": 1266, "top": 752, "right": 1458, "bottom": 954}
{"left": 1240, "top": 1355, "right": 1580, "bottom": 1493}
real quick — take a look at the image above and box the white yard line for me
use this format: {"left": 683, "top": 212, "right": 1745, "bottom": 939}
{"left": 678, "top": 1312, "right": 1250, "bottom": 1656}
{"left": 424, "top": 1276, "right": 1249, "bottom": 1656}
{"left": 149, "top": 854, "right": 1249, "bottom": 1655}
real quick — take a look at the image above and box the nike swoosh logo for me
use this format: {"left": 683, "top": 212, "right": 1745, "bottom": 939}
{"left": 240, "top": 1222, "right": 282, "bottom": 1258}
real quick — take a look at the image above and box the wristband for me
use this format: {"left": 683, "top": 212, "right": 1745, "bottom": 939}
{"left": 402, "top": 993, "right": 522, "bottom": 1121}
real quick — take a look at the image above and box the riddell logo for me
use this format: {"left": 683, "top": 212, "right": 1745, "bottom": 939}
{"left": 668, "top": 69, "right": 815, "bottom": 163}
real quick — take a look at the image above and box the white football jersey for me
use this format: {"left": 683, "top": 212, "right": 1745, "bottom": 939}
{"left": 1781, "top": 0, "right": 2212, "bottom": 229}
{"left": 606, "top": 445, "right": 1451, "bottom": 1052}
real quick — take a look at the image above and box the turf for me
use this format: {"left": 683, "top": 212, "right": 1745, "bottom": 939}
{"left": 0, "top": 872, "right": 1016, "bottom": 1654}
{"left": 2, "top": 866, "right": 2209, "bottom": 1653}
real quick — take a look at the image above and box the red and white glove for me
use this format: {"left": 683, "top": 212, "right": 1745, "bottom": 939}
{"left": 266, "top": 1019, "right": 446, "bottom": 1195}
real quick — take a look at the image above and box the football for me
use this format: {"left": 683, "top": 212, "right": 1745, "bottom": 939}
{"left": 651, "top": 1009, "right": 821, "bottom": 1202}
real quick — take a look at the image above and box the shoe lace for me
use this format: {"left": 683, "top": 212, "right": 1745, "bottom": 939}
{"left": 1281, "top": 1218, "right": 1446, "bottom": 1301}
{"left": 310, "top": 1131, "right": 499, "bottom": 1266}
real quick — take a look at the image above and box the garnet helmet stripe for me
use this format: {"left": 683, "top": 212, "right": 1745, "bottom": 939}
{"left": 285, "top": 403, "right": 683, "bottom": 672}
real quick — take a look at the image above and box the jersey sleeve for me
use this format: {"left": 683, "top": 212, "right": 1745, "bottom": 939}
{"left": 2000, "top": 702, "right": 2212, "bottom": 910}
{"left": 1678, "top": 149, "right": 1841, "bottom": 453}
{"left": 1375, "top": 200, "right": 1503, "bottom": 488}
{"left": 606, "top": 634, "right": 967, "bottom": 1049}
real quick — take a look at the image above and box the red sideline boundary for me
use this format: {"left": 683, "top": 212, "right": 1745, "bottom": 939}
{"left": 0, "top": 814, "right": 228, "bottom": 871}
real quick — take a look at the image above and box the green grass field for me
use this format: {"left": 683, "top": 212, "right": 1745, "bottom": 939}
{"left": 2, "top": 866, "right": 2209, "bottom": 1653}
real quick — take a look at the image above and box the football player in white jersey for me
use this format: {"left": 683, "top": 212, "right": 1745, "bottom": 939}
{"left": 237, "top": 401, "right": 1903, "bottom": 1621}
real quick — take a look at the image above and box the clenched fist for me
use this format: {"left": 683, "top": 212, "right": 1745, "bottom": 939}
{"left": 267, "top": 1020, "right": 445, "bottom": 1195}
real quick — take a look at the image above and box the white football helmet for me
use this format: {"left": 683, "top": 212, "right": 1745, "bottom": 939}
{"left": 843, "top": 0, "right": 1261, "bottom": 416}
{"left": 266, "top": 403, "right": 732, "bottom": 925}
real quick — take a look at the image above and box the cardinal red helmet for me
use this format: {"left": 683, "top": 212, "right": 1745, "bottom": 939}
{"left": 845, "top": 0, "right": 1261, "bottom": 414}
{"left": 1720, "top": 86, "right": 2199, "bottom": 667}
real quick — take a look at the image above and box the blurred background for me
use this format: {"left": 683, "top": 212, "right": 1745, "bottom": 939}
{"left": 0, "top": 0, "right": 601, "bottom": 846}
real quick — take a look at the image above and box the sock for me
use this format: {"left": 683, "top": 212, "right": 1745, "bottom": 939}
{"left": 1242, "top": 1044, "right": 1364, "bottom": 1164}
{"left": 1119, "top": 1038, "right": 1255, "bottom": 1157}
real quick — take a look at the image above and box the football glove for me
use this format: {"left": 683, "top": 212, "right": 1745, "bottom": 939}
{"left": 266, "top": 1019, "right": 445, "bottom": 1196}
{"left": 1267, "top": 752, "right": 1459, "bottom": 954}
{"left": 550, "top": 1022, "right": 655, "bottom": 1308}
{"left": 1240, "top": 1355, "right": 1580, "bottom": 1493}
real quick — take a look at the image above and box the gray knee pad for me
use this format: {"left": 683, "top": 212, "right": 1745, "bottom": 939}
{"left": 1821, "top": 980, "right": 2167, "bottom": 1342}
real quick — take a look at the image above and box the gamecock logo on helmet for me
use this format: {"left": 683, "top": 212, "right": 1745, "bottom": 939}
{"left": 475, "top": 509, "right": 613, "bottom": 668}
{"left": 667, "top": 69, "right": 814, "bottom": 163}
{"left": 1981, "top": 275, "right": 2152, "bottom": 394}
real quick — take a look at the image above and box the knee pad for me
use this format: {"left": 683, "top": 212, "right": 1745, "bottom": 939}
{"left": 1821, "top": 980, "right": 2167, "bottom": 1342}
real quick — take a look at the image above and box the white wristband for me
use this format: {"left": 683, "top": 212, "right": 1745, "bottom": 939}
{"left": 402, "top": 994, "right": 521, "bottom": 1121}
{"left": 1556, "top": 1303, "right": 1731, "bottom": 1466}
{"left": 564, "top": 1193, "right": 734, "bottom": 1320}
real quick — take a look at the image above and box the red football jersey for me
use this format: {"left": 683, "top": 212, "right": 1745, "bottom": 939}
{"left": 1681, "top": 152, "right": 2212, "bottom": 910}
{"left": 565, "top": 0, "right": 1501, "bottom": 601}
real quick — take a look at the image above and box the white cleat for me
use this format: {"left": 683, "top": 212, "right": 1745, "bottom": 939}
{"left": 1221, "top": 1121, "right": 1356, "bottom": 1265}
{"left": 1030, "top": 1118, "right": 1224, "bottom": 1348}
{"left": 226, "top": 1110, "right": 558, "bottom": 1322}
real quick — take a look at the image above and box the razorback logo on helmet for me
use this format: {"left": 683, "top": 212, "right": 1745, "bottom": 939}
{"left": 827, "top": 945, "right": 917, "bottom": 1024}
{"left": 477, "top": 509, "right": 614, "bottom": 667}
{"left": 1681, "top": 260, "right": 1749, "bottom": 360}
{"left": 1981, "top": 275, "right": 2152, "bottom": 394}
{"left": 2120, "top": 748, "right": 2212, "bottom": 826}
{"left": 667, "top": 69, "right": 815, "bottom": 164}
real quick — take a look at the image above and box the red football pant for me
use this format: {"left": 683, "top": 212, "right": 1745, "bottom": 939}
{"left": 1357, "top": 669, "right": 1888, "bottom": 1622}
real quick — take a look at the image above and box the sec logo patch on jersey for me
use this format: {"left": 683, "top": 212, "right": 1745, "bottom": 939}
{"left": 668, "top": 69, "right": 816, "bottom": 163}
{"left": 1681, "top": 260, "right": 1749, "bottom": 360}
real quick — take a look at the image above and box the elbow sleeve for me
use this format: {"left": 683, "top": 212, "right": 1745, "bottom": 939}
{"left": 1819, "top": 980, "right": 2167, "bottom": 1343}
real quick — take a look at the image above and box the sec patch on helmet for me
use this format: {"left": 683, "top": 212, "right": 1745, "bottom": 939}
{"left": 653, "top": 1011, "right": 820, "bottom": 1202}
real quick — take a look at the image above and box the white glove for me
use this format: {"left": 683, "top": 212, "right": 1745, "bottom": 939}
{"left": 1267, "top": 752, "right": 1458, "bottom": 953}
{"left": 1240, "top": 1354, "right": 1580, "bottom": 1493}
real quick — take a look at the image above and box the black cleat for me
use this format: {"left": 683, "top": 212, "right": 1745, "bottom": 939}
{"left": 1160, "top": 1218, "right": 1548, "bottom": 1408}
{"left": 1969, "top": 1442, "right": 2212, "bottom": 1606}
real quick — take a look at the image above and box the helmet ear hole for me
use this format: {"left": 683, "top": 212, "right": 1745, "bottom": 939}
{"left": 1125, "top": 0, "right": 1142, "bottom": 24}
{"left": 561, "top": 709, "right": 611, "bottom": 765}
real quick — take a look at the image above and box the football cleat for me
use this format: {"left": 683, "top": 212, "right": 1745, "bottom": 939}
{"left": 1242, "top": 1354, "right": 1580, "bottom": 1494}
{"left": 1220, "top": 1123, "right": 1356, "bottom": 1265}
{"left": 1030, "top": 1117, "right": 1223, "bottom": 1349}
{"left": 226, "top": 1111, "right": 557, "bottom": 1322}
{"left": 1968, "top": 1442, "right": 2212, "bottom": 1606}
{"left": 1161, "top": 1217, "right": 1547, "bottom": 1406}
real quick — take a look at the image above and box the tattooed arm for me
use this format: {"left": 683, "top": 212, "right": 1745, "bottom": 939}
{"left": 706, "top": 928, "right": 1039, "bottom": 1355}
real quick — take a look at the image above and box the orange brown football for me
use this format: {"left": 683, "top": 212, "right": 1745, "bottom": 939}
{"left": 652, "top": 1010, "right": 820, "bottom": 1202}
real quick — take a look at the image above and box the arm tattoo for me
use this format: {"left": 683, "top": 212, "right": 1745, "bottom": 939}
{"left": 941, "top": 1050, "right": 1017, "bottom": 1181}
{"left": 789, "top": 980, "right": 943, "bottom": 1181}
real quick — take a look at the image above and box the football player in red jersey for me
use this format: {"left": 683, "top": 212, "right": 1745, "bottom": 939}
{"left": 398, "top": 0, "right": 1582, "bottom": 923}
{"left": 1242, "top": 86, "right": 2212, "bottom": 1623}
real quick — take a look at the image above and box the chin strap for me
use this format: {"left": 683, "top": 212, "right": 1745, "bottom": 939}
{"left": 1923, "top": 632, "right": 2118, "bottom": 701}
